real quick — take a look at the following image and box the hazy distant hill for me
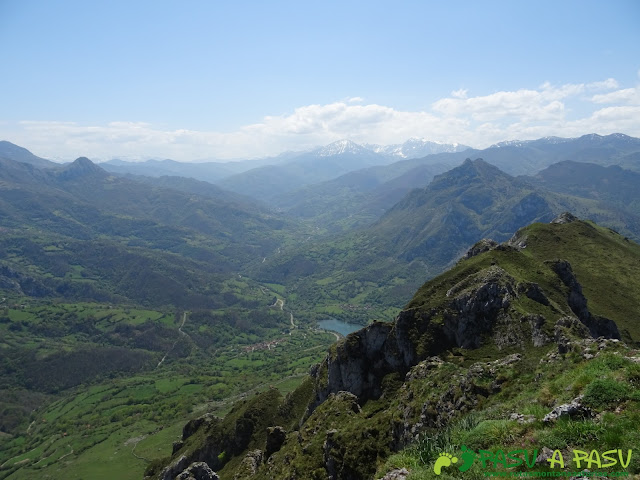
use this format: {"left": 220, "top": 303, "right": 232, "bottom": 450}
{"left": 251, "top": 134, "right": 640, "bottom": 231}
{"left": 479, "top": 133, "right": 640, "bottom": 175}
{"left": 524, "top": 160, "right": 640, "bottom": 214}
{"left": 126, "top": 173, "right": 268, "bottom": 208}
{"left": 256, "top": 158, "right": 640, "bottom": 319}
{"left": 0, "top": 155, "right": 296, "bottom": 307}
{"left": 0, "top": 140, "right": 58, "bottom": 168}
{"left": 271, "top": 162, "right": 456, "bottom": 231}
{"left": 217, "top": 140, "right": 394, "bottom": 202}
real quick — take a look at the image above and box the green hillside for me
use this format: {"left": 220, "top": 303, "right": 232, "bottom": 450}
{"left": 151, "top": 217, "right": 640, "bottom": 479}
{"left": 254, "top": 159, "right": 640, "bottom": 327}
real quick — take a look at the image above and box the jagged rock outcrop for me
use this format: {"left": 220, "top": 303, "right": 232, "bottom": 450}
{"left": 444, "top": 266, "right": 516, "bottom": 348}
{"left": 311, "top": 321, "right": 417, "bottom": 409}
{"left": 323, "top": 429, "right": 340, "bottom": 480}
{"left": 233, "top": 450, "right": 263, "bottom": 480}
{"left": 554, "top": 315, "right": 591, "bottom": 353}
{"left": 464, "top": 238, "right": 498, "bottom": 258}
{"left": 310, "top": 255, "right": 620, "bottom": 416}
{"left": 160, "top": 455, "right": 191, "bottom": 480}
{"left": 175, "top": 462, "right": 219, "bottom": 480}
{"left": 312, "top": 266, "right": 527, "bottom": 410}
{"left": 525, "top": 314, "right": 552, "bottom": 347}
{"left": 392, "top": 353, "right": 522, "bottom": 447}
{"left": 182, "top": 414, "right": 216, "bottom": 441}
{"left": 551, "top": 212, "right": 578, "bottom": 224}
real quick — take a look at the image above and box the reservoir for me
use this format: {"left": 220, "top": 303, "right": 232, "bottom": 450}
{"left": 317, "top": 318, "right": 363, "bottom": 337}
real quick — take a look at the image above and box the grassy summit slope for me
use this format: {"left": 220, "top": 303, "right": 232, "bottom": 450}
{"left": 407, "top": 217, "right": 640, "bottom": 344}
{"left": 152, "top": 216, "right": 640, "bottom": 479}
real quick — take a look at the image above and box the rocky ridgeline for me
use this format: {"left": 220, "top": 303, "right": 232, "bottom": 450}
{"left": 150, "top": 215, "right": 629, "bottom": 480}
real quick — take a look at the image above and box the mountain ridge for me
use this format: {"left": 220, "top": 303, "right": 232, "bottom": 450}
{"left": 150, "top": 216, "right": 640, "bottom": 479}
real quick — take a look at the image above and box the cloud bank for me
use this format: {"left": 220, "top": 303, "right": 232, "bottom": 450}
{"left": 4, "top": 77, "right": 640, "bottom": 162}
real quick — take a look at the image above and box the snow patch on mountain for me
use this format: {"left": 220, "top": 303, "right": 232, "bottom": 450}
{"left": 365, "top": 138, "right": 470, "bottom": 158}
{"left": 314, "top": 140, "right": 371, "bottom": 157}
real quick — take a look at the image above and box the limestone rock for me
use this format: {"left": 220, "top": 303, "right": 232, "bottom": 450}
{"left": 509, "top": 413, "right": 535, "bottom": 424}
{"left": 233, "top": 450, "right": 263, "bottom": 480}
{"left": 526, "top": 314, "right": 552, "bottom": 347}
{"left": 464, "top": 238, "right": 498, "bottom": 259}
{"left": 175, "top": 462, "right": 219, "bottom": 480}
{"left": 161, "top": 455, "right": 189, "bottom": 480}
{"left": 323, "top": 429, "right": 339, "bottom": 480}
{"left": 536, "top": 447, "right": 555, "bottom": 465}
{"left": 551, "top": 212, "right": 578, "bottom": 224}
{"left": 381, "top": 467, "right": 410, "bottom": 479}
{"left": 543, "top": 395, "right": 593, "bottom": 423}
{"left": 182, "top": 414, "right": 216, "bottom": 441}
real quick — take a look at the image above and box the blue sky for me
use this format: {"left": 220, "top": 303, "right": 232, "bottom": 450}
{"left": 1, "top": 0, "right": 639, "bottom": 161}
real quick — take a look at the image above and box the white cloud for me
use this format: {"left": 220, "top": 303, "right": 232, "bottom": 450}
{"left": 3, "top": 76, "right": 639, "bottom": 161}
{"left": 590, "top": 87, "right": 640, "bottom": 105}
{"left": 451, "top": 88, "right": 468, "bottom": 99}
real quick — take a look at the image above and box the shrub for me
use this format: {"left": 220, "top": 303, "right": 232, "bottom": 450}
{"left": 582, "top": 378, "right": 629, "bottom": 409}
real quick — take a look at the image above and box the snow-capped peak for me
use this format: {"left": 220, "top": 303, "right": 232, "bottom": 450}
{"left": 315, "top": 140, "right": 369, "bottom": 157}
{"left": 364, "top": 138, "right": 470, "bottom": 158}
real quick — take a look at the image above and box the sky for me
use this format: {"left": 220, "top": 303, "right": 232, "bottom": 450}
{"left": 0, "top": 0, "right": 639, "bottom": 162}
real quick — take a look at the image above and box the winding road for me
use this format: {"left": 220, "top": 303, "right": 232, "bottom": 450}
{"left": 272, "top": 298, "right": 296, "bottom": 330}
{"left": 156, "top": 312, "right": 188, "bottom": 368}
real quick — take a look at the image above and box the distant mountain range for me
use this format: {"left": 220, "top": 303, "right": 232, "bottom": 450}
{"left": 2, "top": 133, "right": 640, "bottom": 314}
{"left": 256, "top": 156, "right": 640, "bottom": 319}
{"left": 262, "top": 133, "right": 640, "bottom": 232}
{"left": 0, "top": 140, "right": 58, "bottom": 168}
{"left": 0, "top": 154, "right": 296, "bottom": 307}
{"left": 365, "top": 137, "right": 470, "bottom": 157}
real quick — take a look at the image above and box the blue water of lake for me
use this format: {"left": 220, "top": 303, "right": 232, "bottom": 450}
{"left": 317, "top": 318, "right": 363, "bottom": 336}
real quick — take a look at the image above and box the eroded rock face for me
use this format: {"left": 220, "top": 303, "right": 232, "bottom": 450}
{"left": 182, "top": 414, "right": 216, "bottom": 442}
{"left": 160, "top": 455, "right": 190, "bottom": 480}
{"left": 323, "top": 429, "right": 339, "bottom": 480}
{"left": 312, "top": 321, "right": 417, "bottom": 408}
{"left": 524, "top": 314, "right": 550, "bottom": 347}
{"left": 444, "top": 267, "right": 516, "bottom": 349}
{"left": 555, "top": 315, "right": 592, "bottom": 353}
{"left": 312, "top": 266, "right": 547, "bottom": 410}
